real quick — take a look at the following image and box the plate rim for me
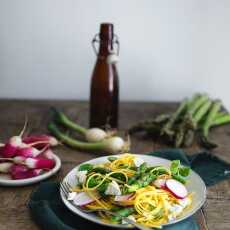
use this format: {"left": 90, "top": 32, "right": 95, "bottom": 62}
{"left": 0, "top": 154, "right": 61, "bottom": 186}
{"left": 61, "top": 154, "right": 207, "bottom": 228}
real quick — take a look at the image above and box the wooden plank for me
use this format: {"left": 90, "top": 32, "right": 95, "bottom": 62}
{"left": 0, "top": 100, "right": 229, "bottom": 230}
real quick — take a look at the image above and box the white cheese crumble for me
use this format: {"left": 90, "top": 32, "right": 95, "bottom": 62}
{"left": 133, "top": 157, "right": 145, "bottom": 167}
{"left": 121, "top": 215, "right": 136, "bottom": 225}
{"left": 76, "top": 170, "right": 88, "bottom": 184}
{"left": 178, "top": 197, "right": 191, "bottom": 208}
{"left": 168, "top": 198, "right": 191, "bottom": 220}
{"left": 105, "top": 181, "right": 121, "bottom": 196}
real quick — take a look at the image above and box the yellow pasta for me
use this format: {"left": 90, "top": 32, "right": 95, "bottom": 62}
{"left": 71, "top": 154, "right": 193, "bottom": 228}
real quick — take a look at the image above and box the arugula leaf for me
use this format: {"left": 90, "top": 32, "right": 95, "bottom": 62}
{"left": 78, "top": 163, "right": 93, "bottom": 171}
{"left": 170, "top": 160, "right": 190, "bottom": 184}
{"left": 170, "top": 160, "right": 180, "bottom": 174}
{"left": 179, "top": 167, "right": 190, "bottom": 177}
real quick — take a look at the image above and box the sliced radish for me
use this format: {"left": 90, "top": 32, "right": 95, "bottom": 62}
{"left": 114, "top": 193, "right": 134, "bottom": 202}
{"left": 153, "top": 179, "right": 166, "bottom": 188}
{"left": 73, "top": 192, "right": 94, "bottom": 206}
{"left": 165, "top": 179, "right": 188, "bottom": 199}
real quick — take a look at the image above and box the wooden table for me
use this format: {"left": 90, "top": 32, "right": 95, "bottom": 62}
{"left": 0, "top": 100, "right": 229, "bottom": 230}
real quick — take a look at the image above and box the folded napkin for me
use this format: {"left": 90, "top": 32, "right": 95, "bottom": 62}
{"left": 29, "top": 149, "right": 230, "bottom": 230}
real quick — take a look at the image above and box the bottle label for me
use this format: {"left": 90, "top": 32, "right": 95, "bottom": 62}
{"left": 107, "top": 50, "right": 119, "bottom": 64}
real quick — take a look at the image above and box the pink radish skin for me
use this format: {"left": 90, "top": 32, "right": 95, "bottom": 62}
{"left": 10, "top": 164, "right": 42, "bottom": 179}
{"left": 25, "top": 157, "right": 55, "bottom": 169}
{"left": 73, "top": 192, "right": 95, "bottom": 206}
{"left": 15, "top": 142, "right": 49, "bottom": 158}
{"left": 165, "top": 179, "right": 188, "bottom": 199}
{"left": 23, "top": 135, "right": 58, "bottom": 149}
{"left": 1, "top": 136, "right": 22, "bottom": 158}
{"left": 114, "top": 193, "right": 134, "bottom": 202}
{"left": 16, "top": 147, "right": 40, "bottom": 158}
{"left": 39, "top": 149, "right": 55, "bottom": 159}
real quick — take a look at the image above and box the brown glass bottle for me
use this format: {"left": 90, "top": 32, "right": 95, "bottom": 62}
{"left": 89, "top": 23, "right": 119, "bottom": 128}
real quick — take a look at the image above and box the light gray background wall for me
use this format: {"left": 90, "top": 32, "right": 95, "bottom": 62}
{"left": 1, "top": 1, "right": 230, "bottom": 108}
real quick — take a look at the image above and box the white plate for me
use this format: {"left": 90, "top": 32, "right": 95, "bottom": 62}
{"left": 61, "top": 154, "right": 206, "bottom": 228}
{"left": 0, "top": 154, "right": 61, "bottom": 186}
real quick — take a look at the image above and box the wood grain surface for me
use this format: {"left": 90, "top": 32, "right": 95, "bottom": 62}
{"left": 0, "top": 100, "right": 229, "bottom": 230}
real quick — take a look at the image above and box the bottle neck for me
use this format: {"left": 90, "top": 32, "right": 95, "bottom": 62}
{"left": 98, "top": 39, "right": 113, "bottom": 57}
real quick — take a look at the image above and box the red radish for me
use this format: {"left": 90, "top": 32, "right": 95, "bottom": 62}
{"left": 165, "top": 179, "right": 188, "bottom": 199}
{"left": 13, "top": 156, "right": 26, "bottom": 164}
{"left": 23, "top": 135, "right": 58, "bottom": 149}
{"left": 39, "top": 149, "right": 55, "bottom": 159}
{"left": 1, "top": 136, "right": 23, "bottom": 158}
{"left": 73, "top": 192, "right": 94, "bottom": 206}
{"left": 1, "top": 118, "right": 28, "bottom": 158}
{"left": 15, "top": 144, "right": 48, "bottom": 158}
{"left": 15, "top": 146, "right": 40, "bottom": 158}
{"left": 25, "top": 157, "right": 55, "bottom": 169}
{"left": 0, "top": 162, "right": 13, "bottom": 173}
{"left": 114, "top": 193, "right": 134, "bottom": 202}
{"left": 10, "top": 164, "right": 42, "bottom": 179}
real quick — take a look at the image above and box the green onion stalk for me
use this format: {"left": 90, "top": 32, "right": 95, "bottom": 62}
{"left": 48, "top": 123, "right": 129, "bottom": 154}
{"left": 52, "top": 108, "right": 116, "bottom": 142}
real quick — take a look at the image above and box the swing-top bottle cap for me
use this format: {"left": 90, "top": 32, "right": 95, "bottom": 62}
{"left": 99, "top": 23, "right": 114, "bottom": 40}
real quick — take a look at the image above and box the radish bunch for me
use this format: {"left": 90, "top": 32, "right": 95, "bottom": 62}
{"left": 0, "top": 134, "right": 58, "bottom": 180}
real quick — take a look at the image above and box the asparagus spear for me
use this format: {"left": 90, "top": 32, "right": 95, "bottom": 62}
{"left": 201, "top": 100, "right": 222, "bottom": 138}
{"left": 193, "top": 100, "right": 212, "bottom": 125}
{"left": 212, "top": 113, "right": 230, "bottom": 126}
{"left": 128, "top": 114, "right": 169, "bottom": 134}
{"left": 188, "top": 94, "right": 209, "bottom": 118}
{"left": 161, "top": 99, "right": 189, "bottom": 137}
{"left": 174, "top": 95, "right": 206, "bottom": 147}
{"left": 127, "top": 162, "right": 147, "bottom": 185}
{"left": 199, "top": 100, "right": 222, "bottom": 149}
{"left": 125, "top": 173, "right": 156, "bottom": 193}
{"left": 180, "top": 98, "right": 212, "bottom": 147}
{"left": 183, "top": 129, "right": 195, "bottom": 147}
{"left": 110, "top": 207, "right": 135, "bottom": 222}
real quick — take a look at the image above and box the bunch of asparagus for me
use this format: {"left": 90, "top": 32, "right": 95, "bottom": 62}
{"left": 129, "top": 94, "right": 230, "bottom": 149}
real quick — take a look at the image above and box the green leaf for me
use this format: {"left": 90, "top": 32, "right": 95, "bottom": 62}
{"left": 170, "top": 160, "right": 180, "bottom": 175}
{"left": 179, "top": 167, "right": 190, "bottom": 177}
{"left": 110, "top": 172, "right": 127, "bottom": 182}
{"left": 97, "top": 182, "right": 109, "bottom": 194}
{"left": 172, "top": 174, "right": 186, "bottom": 184}
{"left": 108, "top": 156, "right": 118, "bottom": 162}
{"left": 78, "top": 163, "right": 93, "bottom": 171}
{"left": 87, "top": 176, "right": 101, "bottom": 188}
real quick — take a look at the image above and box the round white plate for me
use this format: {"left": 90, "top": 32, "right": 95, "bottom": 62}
{"left": 61, "top": 154, "right": 206, "bottom": 228}
{"left": 0, "top": 154, "right": 61, "bottom": 186}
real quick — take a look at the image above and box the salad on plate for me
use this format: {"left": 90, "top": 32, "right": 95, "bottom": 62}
{"left": 70, "top": 154, "right": 192, "bottom": 228}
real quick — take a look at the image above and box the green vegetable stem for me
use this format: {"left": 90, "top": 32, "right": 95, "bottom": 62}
{"left": 110, "top": 207, "right": 135, "bottom": 222}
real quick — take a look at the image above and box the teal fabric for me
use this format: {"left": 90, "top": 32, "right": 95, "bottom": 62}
{"left": 151, "top": 149, "right": 230, "bottom": 186}
{"left": 28, "top": 149, "right": 230, "bottom": 230}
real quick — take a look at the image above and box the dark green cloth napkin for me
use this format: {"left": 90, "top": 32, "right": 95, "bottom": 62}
{"left": 152, "top": 149, "right": 230, "bottom": 186}
{"left": 28, "top": 149, "right": 230, "bottom": 230}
